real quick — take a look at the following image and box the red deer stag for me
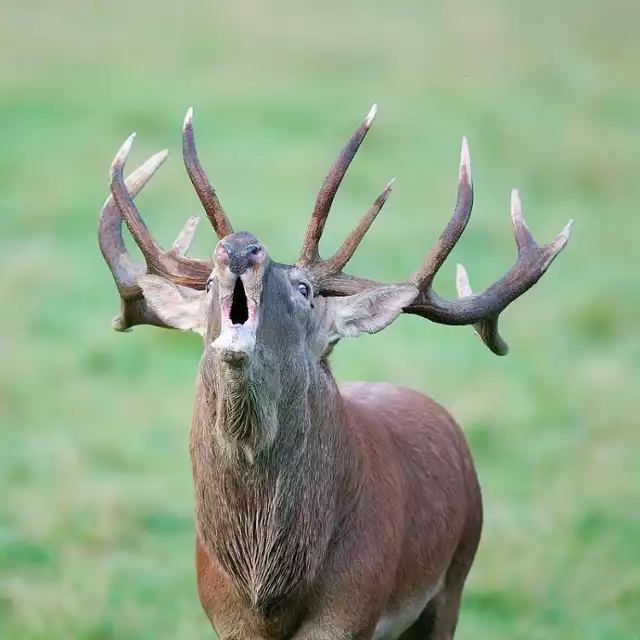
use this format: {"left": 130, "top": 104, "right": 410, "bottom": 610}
{"left": 98, "top": 105, "right": 572, "bottom": 639}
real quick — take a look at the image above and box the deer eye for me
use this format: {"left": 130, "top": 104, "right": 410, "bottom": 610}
{"left": 297, "top": 282, "right": 310, "bottom": 299}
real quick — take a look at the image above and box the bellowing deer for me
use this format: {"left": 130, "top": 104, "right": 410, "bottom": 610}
{"left": 98, "top": 105, "right": 572, "bottom": 639}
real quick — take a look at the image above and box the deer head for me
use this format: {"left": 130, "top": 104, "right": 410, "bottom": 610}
{"left": 99, "top": 104, "right": 573, "bottom": 370}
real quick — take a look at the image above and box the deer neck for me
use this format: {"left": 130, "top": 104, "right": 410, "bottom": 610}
{"left": 211, "top": 352, "right": 282, "bottom": 456}
{"left": 190, "top": 352, "right": 359, "bottom": 611}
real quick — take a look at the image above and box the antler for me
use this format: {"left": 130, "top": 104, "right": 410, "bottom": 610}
{"left": 182, "top": 108, "right": 234, "bottom": 239}
{"left": 99, "top": 108, "right": 241, "bottom": 331}
{"left": 100, "top": 105, "right": 573, "bottom": 350}
{"left": 298, "top": 104, "right": 388, "bottom": 269}
{"left": 297, "top": 109, "right": 573, "bottom": 355}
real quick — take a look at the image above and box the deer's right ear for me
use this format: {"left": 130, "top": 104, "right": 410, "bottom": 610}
{"left": 139, "top": 275, "right": 208, "bottom": 336}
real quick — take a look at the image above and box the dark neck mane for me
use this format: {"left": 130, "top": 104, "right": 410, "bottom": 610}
{"left": 190, "top": 357, "right": 358, "bottom": 612}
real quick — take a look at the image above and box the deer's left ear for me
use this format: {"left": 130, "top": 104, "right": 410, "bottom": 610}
{"left": 326, "top": 285, "right": 418, "bottom": 342}
{"left": 139, "top": 275, "right": 208, "bottom": 336}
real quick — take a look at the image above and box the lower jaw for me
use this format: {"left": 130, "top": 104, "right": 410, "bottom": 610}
{"left": 217, "top": 349, "right": 250, "bottom": 366}
{"left": 210, "top": 324, "right": 256, "bottom": 365}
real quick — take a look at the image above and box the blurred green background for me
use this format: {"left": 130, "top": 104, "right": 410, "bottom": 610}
{"left": 1, "top": 0, "right": 638, "bottom": 638}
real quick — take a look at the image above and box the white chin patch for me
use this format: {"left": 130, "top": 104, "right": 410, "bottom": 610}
{"left": 211, "top": 325, "right": 256, "bottom": 360}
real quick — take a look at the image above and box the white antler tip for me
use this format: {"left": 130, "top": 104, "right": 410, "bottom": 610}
{"left": 510, "top": 188, "right": 523, "bottom": 219}
{"left": 120, "top": 132, "right": 136, "bottom": 156}
{"left": 172, "top": 215, "right": 203, "bottom": 256}
{"left": 110, "top": 133, "right": 136, "bottom": 178}
{"left": 365, "top": 103, "right": 378, "bottom": 126}
{"left": 149, "top": 149, "right": 170, "bottom": 166}
{"left": 554, "top": 219, "right": 574, "bottom": 249}
{"left": 127, "top": 149, "right": 169, "bottom": 187}
{"left": 459, "top": 136, "right": 471, "bottom": 183}
{"left": 386, "top": 177, "right": 396, "bottom": 190}
{"left": 561, "top": 219, "right": 574, "bottom": 238}
{"left": 184, "top": 107, "right": 194, "bottom": 129}
{"left": 456, "top": 263, "right": 472, "bottom": 298}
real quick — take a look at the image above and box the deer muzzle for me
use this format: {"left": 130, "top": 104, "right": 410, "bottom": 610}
{"left": 212, "top": 274, "right": 259, "bottom": 363}
{"left": 211, "top": 234, "right": 267, "bottom": 364}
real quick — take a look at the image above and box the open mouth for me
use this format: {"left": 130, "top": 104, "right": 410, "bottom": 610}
{"left": 219, "top": 276, "right": 257, "bottom": 334}
{"left": 229, "top": 278, "right": 250, "bottom": 326}
{"left": 213, "top": 277, "right": 257, "bottom": 362}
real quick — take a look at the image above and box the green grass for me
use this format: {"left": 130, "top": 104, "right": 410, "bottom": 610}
{"left": 1, "top": 0, "right": 638, "bottom": 637}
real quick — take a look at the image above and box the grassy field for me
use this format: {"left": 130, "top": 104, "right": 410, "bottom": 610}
{"left": 1, "top": 0, "right": 638, "bottom": 638}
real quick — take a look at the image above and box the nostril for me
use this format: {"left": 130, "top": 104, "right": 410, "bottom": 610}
{"left": 217, "top": 239, "right": 264, "bottom": 273}
{"left": 246, "top": 244, "right": 263, "bottom": 264}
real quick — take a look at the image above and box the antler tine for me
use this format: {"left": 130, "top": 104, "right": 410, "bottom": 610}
{"left": 510, "top": 188, "right": 536, "bottom": 251}
{"left": 183, "top": 108, "right": 234, "bottom": 240}
{"left": 510, "top": 188, "right": 573, "bottom": 265}
{"left": 298, "top": 104, "right": 378, "bottom": 266}
{"left": 109, "top": 134, "right": 162, "bottom": 263}
{"left": 99, "top": 149, "right": 169, "bottom": 299}
{"left": 104, "top": 135, "right": 214, "bottom": 331}
{"left": 455, "top": 264, "right": 508, "bottom": 355}
{"left": 100, "top": 150, "right": 200, "bottom": 331}
{"left": 411, "top": 137, "right": 474, "bottom": 290}
{"left": 325, "top": 178, "right": 395, "bottom": 273}
{"left": 171, "top": 216, "right": 201, "bottom": 256}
